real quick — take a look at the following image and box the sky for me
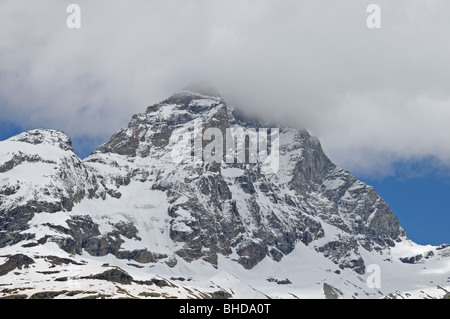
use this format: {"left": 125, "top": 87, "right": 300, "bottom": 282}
{"left": 0, "top": 0, "right": 448, "bottom": 245}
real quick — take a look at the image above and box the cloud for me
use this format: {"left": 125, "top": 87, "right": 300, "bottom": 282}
{"left": 1, "top": 0, "right": 450, "bottom": 176}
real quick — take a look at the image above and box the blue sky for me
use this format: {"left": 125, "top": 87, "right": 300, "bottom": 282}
{"left": 357, "top": 164, "right": 450, "bottom": 246}
{"left": 1, "top": 120, "right": 448, "bottom": 246}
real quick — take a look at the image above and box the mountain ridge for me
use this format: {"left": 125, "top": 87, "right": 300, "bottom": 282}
{"left": 0, "top": 89, "right": 448, "bottom": 299}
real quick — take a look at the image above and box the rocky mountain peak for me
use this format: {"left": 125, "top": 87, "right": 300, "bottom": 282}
{"left": 82, "top": 89, "right": 407, "bottom": 274}
{"left": 0, "top": 88, "right": 448, "bottom": 299}
{"left": 95, "top": 89, "right": 228, "bottom": 157}
{"left": 8, "top": 129, "right": 74, "bottom": 153}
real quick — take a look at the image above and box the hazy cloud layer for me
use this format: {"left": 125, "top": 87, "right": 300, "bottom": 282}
{"left": 1, "top": 0, "right": 450, "bottom": 176}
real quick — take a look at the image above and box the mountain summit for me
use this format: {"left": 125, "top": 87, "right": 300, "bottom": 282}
{"left": 0, "top": 89, "right": 448, "bottom": 299}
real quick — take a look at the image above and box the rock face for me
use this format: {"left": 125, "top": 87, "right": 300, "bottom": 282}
{"left": 0, "top": 129, "right": 100, "bottom": 249}
{"left": 0, "top": 88, "right": 448, "bottom": 299}
{"left": 0, "top": 254, "right": 35, "bottom": 276}
{"left": 85, "top": 90, "right": 405, "bottom": 273}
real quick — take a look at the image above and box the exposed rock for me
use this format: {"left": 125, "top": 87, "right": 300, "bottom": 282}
{"left": 0, "top": 254, "right": 34, "bottom": 276}
{"left": 138, "top": 292, "right": 161, "bottom": 298}
{"left": 267, "top": 277, "right": 292, "bottom": 285}
{"left": 316, "top": 239, "right": 366, "bottom": 274}
{"left": 208, "top": 290, "right": 233, "bottom": 299}
{"left": 30, "top": 291, "right": 68, "bottom": 299}
{"left": 116, "top": 249, "right": 168, "bottom": 264}
{"left": 43, "top": 255, "right": 84, "bottom": 266}
{"left": 133, "top": 278, "right": 173, "bottom": 288}
{"left": 399, "top": 251, "right": 434, "bottom": 264}
{"left": 82, "top": 268, "right": 133, "bottom": 285}
{"left": 165, "top": 255, "right": 178, "bottom": 268}
{"left": 0, "top": 294, "right": 28, "bottom": 299}
{"left": 323, "top": 283, "right": 343, "bottom": 299}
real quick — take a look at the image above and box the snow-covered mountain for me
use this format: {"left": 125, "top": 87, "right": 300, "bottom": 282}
{"left": 0, "top": 89, "right": 449, "bottom": 299}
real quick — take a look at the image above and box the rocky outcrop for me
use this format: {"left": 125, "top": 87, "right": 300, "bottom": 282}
{"left": 82, "top": 268, "right": 133, "bottom": 285}
{"left": 399, "top": 251, "right": 435, "bottom": 264}
{"left": 0, "top": 254, "right": 35, "bottom": 276}
{"left": 323, "top": 283, "right": 343, "bottom": 299}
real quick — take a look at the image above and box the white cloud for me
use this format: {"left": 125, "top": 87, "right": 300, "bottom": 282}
{"left": 1, "top": 0, "right": 450, "bottom": 176}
